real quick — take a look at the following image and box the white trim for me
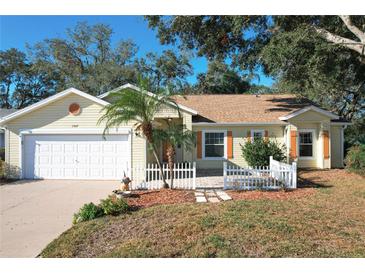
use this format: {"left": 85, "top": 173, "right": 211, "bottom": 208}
{"left": 279, "top": 105, "right": 339, "bottom": 121}
{"left": 341, "top": 125, "right": 346, "bottom": 167}
{"left": 19, "top": 133, "right": 22, "bottom": 178}
{"left": 202, "top": 129, "right": 227, "bottom": 160}
{"left": 98, "top": 83, "right": 134, "bottom": 99}
{"left": 330, "top": 121, "right": 352, "bottom": 125}
{"left": 0, "top": 88, "right": 110, "bottom": 125}
{"left": 251, "top": 129, "right": 265, "bottom": 141}
{"left": 19, "top": 127, "right": 132, "bottom": 179}
{"left": 297, "top": 129, "right": 316, "bottom": 160}
{"left": 19, "top": 127, "right": 131, "bottom": 135}
{"left": 98, "top": 83, "right": 198, "bottom": 115}
{"left": 193, "top": 122, "right": 286, "bottom": 126}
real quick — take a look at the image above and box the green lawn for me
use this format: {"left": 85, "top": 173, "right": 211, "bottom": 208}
{"left": 41, "top": 169, "right": 365, "bottom": 258}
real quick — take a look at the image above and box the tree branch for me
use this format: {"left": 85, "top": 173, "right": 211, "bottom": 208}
{"left": 315, "top": 27, "right": 365, "bottom": 55}
{"left": 339, "top": 15, "right": 365, "bottom": 43}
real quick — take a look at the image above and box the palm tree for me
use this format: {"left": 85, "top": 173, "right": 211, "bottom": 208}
{"left": 154, "top": 121, "right": 195, "bottom": 188}
{"left": 98, "top": 77, "right": 179, "bottom": 188}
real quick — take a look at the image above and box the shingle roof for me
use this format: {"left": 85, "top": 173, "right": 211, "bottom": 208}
{"left": 173, "top": 94, "right": 315, "bottom": 123}
{"left": 0, "top": 108, "right": 16, "bottom": 119}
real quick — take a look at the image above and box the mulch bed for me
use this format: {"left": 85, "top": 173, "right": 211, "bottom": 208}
{"left": 125, "top": 189, "right": 195, "bottom": 209}
{"left": 226, "top": 188, "right": 316, "bottom": 201}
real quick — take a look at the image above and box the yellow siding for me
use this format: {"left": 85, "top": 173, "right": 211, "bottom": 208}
{"left": 154, "top": 104, "right": 180, "bottom": 118}
{"left": 289, "top": 110, "right": 332, "bottom": 123}
{"left": 288, "top": 114, "right": 332, "bottom": 168}
{"left": 289, "top": 123, "right": 321, "bottom": 168}
{"left": 192, "top": 125, "right": 285, "bottom": 169}
{"left": 331, "top": 125, "right": 343, "bottom": 168}
{"left": 5, "top": 93, "right": 146, "bottom": 177}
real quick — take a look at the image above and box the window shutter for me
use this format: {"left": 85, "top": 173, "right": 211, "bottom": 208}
{"left": 323, "top": 130, "right": 329, "bottom": 159}
{"left": 197, "top": 131, "right": 202, "bottom": 159}
{"left": 227, "top": 131, "right": 233, "bottom": 159}
{"left": 264, "top": 130, "right": 269, "bottom": 142}
{"left": 290, "top": 130, "right": 297, "bottom": 159}
{"left": 247, "top": 130, "right": 251, "bottom": 142}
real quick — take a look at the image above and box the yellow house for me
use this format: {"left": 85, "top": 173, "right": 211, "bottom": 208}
{"left": 0, "top": 84, "right": 350, "bottom": 180}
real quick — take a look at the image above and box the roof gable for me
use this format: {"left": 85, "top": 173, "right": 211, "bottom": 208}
{"left": 0, "top": 88, "right": 109, "bottom": 125}
{"left": 279, "top": 105, "right": 339, "bottom": 121}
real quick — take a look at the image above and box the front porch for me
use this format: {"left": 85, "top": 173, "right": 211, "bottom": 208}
{"left": 196, "top": 169, "right": 224, "bottom": 189}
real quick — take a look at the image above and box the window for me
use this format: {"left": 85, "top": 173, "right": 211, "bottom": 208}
{"left": 251, "top": 130, "right": 264, "bottom": 141}
{"left": 204, "top": 132, "right": 225, "bottom": 158}
{"left": 299, "top": 131, "right": 313, "bottom": 157}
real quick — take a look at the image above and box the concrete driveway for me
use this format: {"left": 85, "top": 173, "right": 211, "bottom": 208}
{"left": 0, "top": 179, "right": 119, "bottom": 257}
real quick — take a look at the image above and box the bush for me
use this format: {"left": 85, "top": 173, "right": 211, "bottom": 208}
{"left": 241, "top": 138, "right": 286, "bottom": 167}
{"left": 0, "top": 148, "right": 5, "bottom": 161}
{"left": 345, "top": 144, "right": 365, "bottom": 176}
{"left": 0, "top": 160, "right": 4, "bottom": 179}
{"left": 99, "top": 195, "right": 129, "bottom": 216}
{"left": 73, "top": 202, "right": 104, "bottom": 224}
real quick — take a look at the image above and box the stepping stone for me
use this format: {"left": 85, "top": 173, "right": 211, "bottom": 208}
{"left": 206, "top": 192, "right": 217, "bottom": 197}
{"left": 194, "top": 192, "right": 205, "bottom": 197}
{"left": 196, "top": 196, "right": 207, "bottom": 203}
{"left": 207, "top": 197, "right": 220, "bottom": 203}
{"left": 216, "top": 191, "right": 232, "bottom": 201}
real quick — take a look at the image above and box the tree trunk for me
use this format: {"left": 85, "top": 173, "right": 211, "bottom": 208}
{"left": 166, "top": 144, "right": 175, "bottom": 188}
{"left": 151, "top": 143, "right": 169, "bottom": 188}
{"left": 142, "top": 122, "right": 168, "bottom": 188}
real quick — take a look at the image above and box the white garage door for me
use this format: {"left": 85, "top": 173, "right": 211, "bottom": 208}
{"left": 23, "top": 134, "right": 131, "bottom": 180}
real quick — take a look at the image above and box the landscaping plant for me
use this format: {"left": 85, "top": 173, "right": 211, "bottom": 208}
{"left": 345, "top": 144, "right": 365, "bottom": 176}
{"left": 241, "top": 138, "right": 286, "bottom": 167}
{"left": 99, "top": 195, "right": 129, "bottom": 216}
{"left": 73, "top": 203, "right": 105, "bottom": 224}
{"left": 98, "top": 77, "right": 181, "bottom": 188}
{"left": 153, "top": 122, "right": 195, "bottom": 188}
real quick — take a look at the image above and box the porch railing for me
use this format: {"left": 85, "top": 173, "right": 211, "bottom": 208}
{"left": 130, "top": 162, "right": 196, "bottom": 190}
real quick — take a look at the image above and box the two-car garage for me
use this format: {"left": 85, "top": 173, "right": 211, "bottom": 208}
{"left": 22, "top": 133, "right": 131, "bottom": 180}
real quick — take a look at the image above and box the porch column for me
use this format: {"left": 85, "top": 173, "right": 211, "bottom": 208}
{"left": 182, "top": 113, "right": 193, "bottom": 162}
{"left": 320, "top": 122, "right": 331, "bottom": 169}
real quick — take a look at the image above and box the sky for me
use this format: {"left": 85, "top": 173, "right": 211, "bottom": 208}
{"left": 0, "top": 15, "right": 274, "bottom": 86}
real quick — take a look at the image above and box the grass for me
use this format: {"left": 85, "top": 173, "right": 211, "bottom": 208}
{"left": 40, "top": 169, "right": 365, "bottom": 258}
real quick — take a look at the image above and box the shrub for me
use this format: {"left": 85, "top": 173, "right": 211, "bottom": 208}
{"left": 73, "top": 202, "right": 104, "bottom": 224}
{"left": 0, "top": 160, "right": 4, "bottom": 179}
{"left": 345, "top": 144, "right": 365, "bottom": 176}
{"left": 241, "top": 138, "right": 286, "bottom": 167}
{"left": 0, "top": 148, "right": 5, "bottom": 161}
{"left": 99, "top": 195, "right": 129, "bottom": 216}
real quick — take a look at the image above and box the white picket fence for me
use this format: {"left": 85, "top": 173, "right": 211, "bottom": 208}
{"left": 129, "top": 162, "right": 196, "bottom": 190}
{"left": 223, "top": 156, "right": 297, "bottom": 190}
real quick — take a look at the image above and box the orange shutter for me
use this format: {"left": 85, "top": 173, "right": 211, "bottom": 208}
{"left": 323, "top": 130, "right": 330, "bottom": 159}
{"left": 264, "top": 130, "right": 269, "bottom": 142}
{"left": 290, "top": 130, "right": 297, "bottom": 159}
{"left": 197, "top": 131, "right": 202, "bottom": 159}
{"left": 227, "top": 131, "right": 233, "bottom": 159}
{"left": 247, "top": 130, "right": 251, "bottom": 142}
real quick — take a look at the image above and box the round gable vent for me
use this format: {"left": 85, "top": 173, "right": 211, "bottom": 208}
{"left": 69, "top": 103, "right": 81, "bottom": 116}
